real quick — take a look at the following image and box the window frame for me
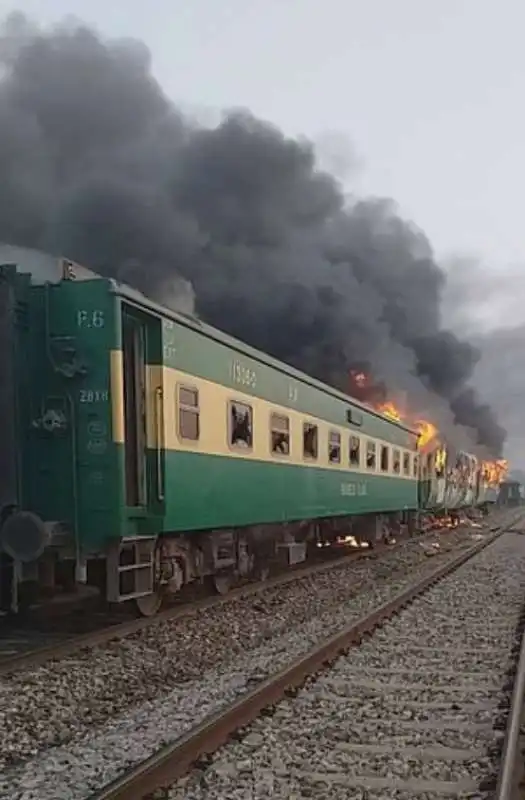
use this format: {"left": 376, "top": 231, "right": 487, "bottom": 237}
{"left": 176, "top": 383, "right": 200, "bottom": 442}
{"left": 380, "top": 444, "right": 390, "bottom": 473}
{"left": 349, "top": 435, "right": 361, "bottom": 468}
{"left": 328, "top": 429, "right": 341, "bottom": 464}
{"left": 402, "top": 451, "right": 410, "bottom": 476}
{"left": 270, "top": 411, "right": 291, "bottom": 457}
{"left": 228, "top": 399, "right": 254, "bottom": 451}
{"left": 302, "top": 421, "right": 319, "bottom": 461}
{"left": 366, "top": 440, "right": 377, "bottom": 471}
{"left": 392, "top": 448, "right": 401, "bottom": 475}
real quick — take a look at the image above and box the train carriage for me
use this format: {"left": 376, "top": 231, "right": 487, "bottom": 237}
{"left": 0, "top": 246, "right": 421, "bottom": 614}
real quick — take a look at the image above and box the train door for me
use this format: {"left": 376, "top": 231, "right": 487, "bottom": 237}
{"left": 108, "top": 304, "right": 164, "bottom": 612}
{"left": 122, "top": 310, "right": 147, "bottom": 508}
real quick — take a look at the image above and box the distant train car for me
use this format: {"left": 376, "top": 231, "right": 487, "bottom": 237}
{"left": 498, "top": 481, "right": 524, "bottom": 507}
{"left": 0, "top": 246, "right": 421, "bottom": 615}
{"left": 417, "top": 439, "right": 481, "bottom": 514}
{"left": 477, "top": 464, "right": 500, "bottom": 509}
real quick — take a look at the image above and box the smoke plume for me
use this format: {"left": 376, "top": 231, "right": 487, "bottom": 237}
{"left": 441, "top": 256, "right": 525, "bottom": 467}
{"left": 0, "top": 12, "right": 506, "bottom": 456}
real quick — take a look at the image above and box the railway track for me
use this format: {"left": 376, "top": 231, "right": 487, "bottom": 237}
{"left": 0, "top": 510, "right": 522, "bottom": 800}
{"left": 0, "top": 537, "right": 401, "bottom": 671}
{"left": 0, "top": 513, "right": 500, "bottom": 674}
{"left": 83, "top": 513, "right": 525, "bottom": 800}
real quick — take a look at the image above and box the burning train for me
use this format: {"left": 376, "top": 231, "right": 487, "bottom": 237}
{"left": 350, "top": 371, "right": 507, "bottom": 516}
{"left": 0, "top": 246, "right": 508, "bottom": 616}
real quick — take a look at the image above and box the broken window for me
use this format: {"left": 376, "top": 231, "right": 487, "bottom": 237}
{"left": 178, "top": 386, "right": 200, "bottom": 441}
{"left": 349, "top": 435, "right": 361, "bottom": 467}
{"left": 403, "top": 452, "right": 410, "bottom": 476}
{"left": 230, "top": 401, "right": 253, "bottom": 448}
{"left": 380, "top": 445, "right": 389, "bottom": 472}
{"left": 366, "top": 441, "right": 376, "bottom": 470}
{"left": 413, "top": 455, "right": 419, "bottom": 477}
{"left": 303, "top": 422, "right": 318, "bottom": 459}
{"left": 328, "top": 430, "right": 341, "bottom": 463}
{"left": 270, "top": 413, "right": 290, "bottom": 455}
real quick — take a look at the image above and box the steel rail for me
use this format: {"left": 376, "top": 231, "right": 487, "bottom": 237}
{"left": 0, "top": 522, "right": 482, "bottom": 675}
{"left": 495, "top": 600, "right": 525, "bottom": 798}
{"left": 90, "top": 528, "right": 505, "bottom": 800}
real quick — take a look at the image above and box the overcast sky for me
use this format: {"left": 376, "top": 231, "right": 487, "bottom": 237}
{"left": 2, "top": 0, "right": 524, "bottom": 272}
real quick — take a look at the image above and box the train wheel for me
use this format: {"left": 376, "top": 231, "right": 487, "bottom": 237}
{"left": 135, "top": 590, "right": 162, "bottom": 617}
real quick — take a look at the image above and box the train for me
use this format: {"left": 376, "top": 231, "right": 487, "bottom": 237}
{"left": 0, "top": 245, "right": 502, "bottom": 615}
{"left": 498, "top": 481, "right": 525, "bottom": 507}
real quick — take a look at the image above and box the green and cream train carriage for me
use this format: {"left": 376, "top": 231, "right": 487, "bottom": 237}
{"left": 0, "top": 246, "right": 421, "bottom": 614}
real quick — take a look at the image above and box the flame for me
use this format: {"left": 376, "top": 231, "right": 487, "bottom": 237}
{"left": 482, "top": 459, "right": 509, "bottom": 486}
{"left": 378, "top": 401, "right": 402, "bottom": 422}
{"left": 496, "top": 459, "right": 509, "bottom": 480}
{"left": 416, "top": 420, "right": 438, "bottom": 449}
{"left": 378, "top": 399, "right": 437, "bottom": 450}
{"left": 349, "top": 372, "right": 505, "bottom": 471}
{"left": 435, "top": 446, "right": 447, "bottom": 472}
{"left": 356, "top": 377, "right": 438, "bottom": 449}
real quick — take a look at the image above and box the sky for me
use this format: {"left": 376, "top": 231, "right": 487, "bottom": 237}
{"left": 2, "top": 0, "right": 524, "bottom": 270}
{"left": 1, "top": 0, "right": 524, "bottom": 465}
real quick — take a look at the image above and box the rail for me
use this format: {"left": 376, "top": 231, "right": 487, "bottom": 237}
{"left": 89, "top": 528, "right": 503, "bottom": 800}
{"left": 0, "top": 523, "right": 478, "bottom": 675}
{"left": 495, "top": 600, "right": 525, "bottom": 799}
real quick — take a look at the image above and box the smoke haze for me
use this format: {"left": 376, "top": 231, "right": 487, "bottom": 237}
{"left": 0, "top": 12, "right": 507, "bottom": 457}
{"left": 442, "top": 257, "right": 525, "bottom": 468}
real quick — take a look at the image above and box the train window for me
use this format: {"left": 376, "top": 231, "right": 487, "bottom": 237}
{"left": 270, "top": 413, "right": 290, "bottom": 456}
{"left": 230, "top": 401, "right": 253, "bottom": 449}
{"left": 380, "top": 445, "right": 389, "bottom": 472}
{"left": 349, "top": 435, "right": 360, "bottom": 467}
{"left": 178, "top": 385, "right": 200, "bottom": 441}
{"left": 303, "top": 422, "right": 318, "bottom": 460}
{"left": 403, "top": 452, "right": 410, "bottom": 476}
{"left": 328, "top": 430, "right": 341, "bottom": 463}
{"left": 393, "top": 449, "right": 401, "bottom": 474}
{"left": 366, "top": 441, "right": 376, "bottom": 470}
{"left": 413, "top": 455, "right": 419, "bottom": 477}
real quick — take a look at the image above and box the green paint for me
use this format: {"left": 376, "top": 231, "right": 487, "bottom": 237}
{"left": 117, "top": 448, "right": 418, "bottom": 536}
{"left": 120, "top": 283, "right": 417, "bottom": 449}
{"left": 160, "top": 318, "right": 416, "bottom": 448}
{"left": 13, "top": 275, "right": 124, "bottom": 553}
{"left": 7, "top": 267, "right": 487, "bottom": 560}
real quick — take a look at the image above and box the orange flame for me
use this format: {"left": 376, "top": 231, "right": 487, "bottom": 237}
{"left": 378, "top": 401, "right": 402, "bottom": 422}
{"left": 416, "top": 420, "right": 438, "bottom": 449}
{"left": 481, "top": 459, "right": 508, "bottom": 486}
{"left": 374, "top": 392, "right": 437, "bottom": 449}
{"left": 377, "top": 399, "right": 437, "bottom": 450}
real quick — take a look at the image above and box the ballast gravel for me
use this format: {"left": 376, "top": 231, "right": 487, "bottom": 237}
{"left": 0, "top": 514, "right": 519, "bottom": 799}
{"left": 163, "top": 530, "right": 525, "bottom": 800}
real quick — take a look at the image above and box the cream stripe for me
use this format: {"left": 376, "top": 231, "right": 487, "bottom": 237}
{"left": 109, "top": 349, "right": 125, "bottom": 444}
{"left": 143, "top": 365, "right": 417, "bottom": 480}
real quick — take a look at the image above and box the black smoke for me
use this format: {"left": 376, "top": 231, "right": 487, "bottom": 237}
{"left": 0, "top": 12, "right": 506, "bottom": 455}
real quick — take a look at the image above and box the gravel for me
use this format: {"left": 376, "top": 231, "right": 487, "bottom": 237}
{"left": 0, "top": 512, "right": 519, "bottom": 799}
{"left": 162, "top": 529, "right": 525, "bottom": 800}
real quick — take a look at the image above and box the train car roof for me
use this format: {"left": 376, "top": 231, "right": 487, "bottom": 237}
{"left": 0, "top": 243, "right": 418, "bottom": 437}
{"left": 114, "top": 281, "right": 418, "bottom": 436}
